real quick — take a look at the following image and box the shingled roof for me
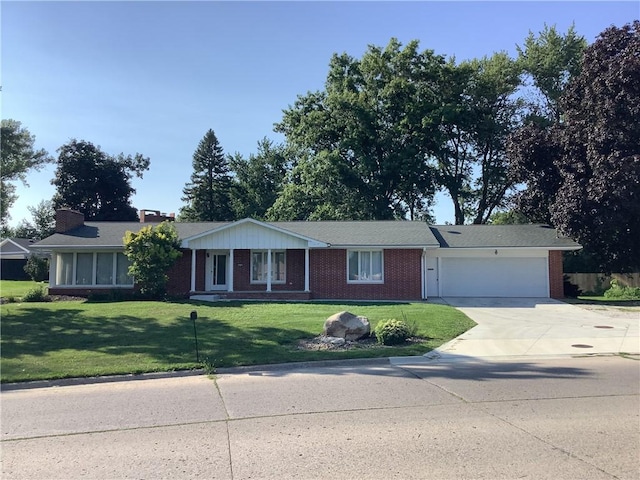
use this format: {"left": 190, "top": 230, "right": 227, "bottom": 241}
{"left": 429, "top": 224, "right": 581, "bottom": 249}
{"left": 33, "top": 220, "right": 440, "bottom": 249}
{"left": 32, "top": 220, "right": 581, "bottom": 250}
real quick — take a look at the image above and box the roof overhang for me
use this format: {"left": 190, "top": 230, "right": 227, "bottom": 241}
{"left": 181, "top": 218, "right": 329, "bottom": 250}
{"left": 437, "top": 246, "right": 583, "bottom": 251}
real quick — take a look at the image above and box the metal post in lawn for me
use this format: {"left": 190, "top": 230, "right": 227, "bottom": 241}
{"left": 190, "top": 310, "right": 200, "bottom": 363}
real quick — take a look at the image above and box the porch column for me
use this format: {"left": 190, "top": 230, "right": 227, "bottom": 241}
{"left": 304, "top": 248, "right": 310, "bottom": 292}
{"left": 228, "top": 249, "right": 234, "bottom": 292}
{"left": 190, "top": 249, "right": 196, "bottom": 292}
{"left": 266, "top": 248, "right": 272, "bottom": 292}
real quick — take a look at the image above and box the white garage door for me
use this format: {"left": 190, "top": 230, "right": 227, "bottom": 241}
{"left": 441, "top": 257, "right": 549, "bottom": 297}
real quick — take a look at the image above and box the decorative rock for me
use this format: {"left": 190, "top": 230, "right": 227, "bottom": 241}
{"left": 323, "top": 311, "right": 370, "bottom": 341}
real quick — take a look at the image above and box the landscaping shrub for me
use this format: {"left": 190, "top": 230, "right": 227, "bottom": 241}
{"left": 374, "top": 319, "right": 411, "bottom": 345}
{"left": 86, "top": 289, "right": 138, "bottom": 303}
{"left": 22, "top": 285, "right": 51, "bottom": 302}
{"left": 24, "top": 255, "right": 49, "bottom": 282}
{"left": 563, "top": 275, "right": 582, "bottom": 298}
{"left": 604, "top": 279, "right": 640, "bottom": 300}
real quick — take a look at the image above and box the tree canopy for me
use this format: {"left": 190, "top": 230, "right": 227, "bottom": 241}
{"left": 230, "top": 138, "right": 289, "bottom": 220}
{"left": 52, "top": 140, "right": 149, "bottom": 221}
{"left": 509, "top": 21, "right": 640, "bottom": 272}
{"left": 274, "top": 39, "right": 442, "bottom": 220}
{"left": 517, "top": 23, "right": 587, "bottom": 123}
{"left": 180, "top": 129, "right": 234, "bottom": 221}
{"left": 0, "top": 120, "right": 52, "bottom": 228}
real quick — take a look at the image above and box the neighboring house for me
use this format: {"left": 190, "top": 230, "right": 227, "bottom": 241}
{"left": 31, "top": 208, "right": 581, "bottom": 300}
{"left": 0, "top": 238, "right": 37, "bottom": 280}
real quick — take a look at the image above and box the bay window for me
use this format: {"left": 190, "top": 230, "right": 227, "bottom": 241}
{"left": 348, "top": 250, "right": 383, "bottom": 283}
{"left": 55, "top": 252, "right": 133, "bottom": 287}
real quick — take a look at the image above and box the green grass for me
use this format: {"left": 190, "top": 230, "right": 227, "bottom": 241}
{"left": 0, "top": 280, "right": 45, "bottom": 299}
{"left": 0, "top": 300, "right": 475, "bottom": 383}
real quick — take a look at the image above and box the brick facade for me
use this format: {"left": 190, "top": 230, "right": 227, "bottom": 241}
{"left": 166, "top": 249, "right": 206, "bottom": 296}
{"left": 548, "top": 250, "right": 565, "bottom": 299}
{"left": 166, "top": 248, "right": 423, "bottom": 300}
{"left": 232, "top": 249, "right": 305, "bottom": 291}
{"left": 310, "top": 249, "right": 423, "bottom": 300}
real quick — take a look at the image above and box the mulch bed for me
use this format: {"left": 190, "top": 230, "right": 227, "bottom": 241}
{"left": 296, "top": 335, "right": 426, "bottom": 351}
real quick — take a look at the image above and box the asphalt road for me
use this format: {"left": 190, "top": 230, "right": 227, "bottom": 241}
{"left": 2, "top": 355, "right": 639, "bottom": 480}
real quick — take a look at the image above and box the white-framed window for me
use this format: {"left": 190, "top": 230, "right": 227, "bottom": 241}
{"left": 56, "top": 252, "right": 134, "bottom": 287}
{"left": 251, "top": 250, "right": 286, "bottom": 283}
{"left": 348, "top": 250, "right": 384, "bottom": 283}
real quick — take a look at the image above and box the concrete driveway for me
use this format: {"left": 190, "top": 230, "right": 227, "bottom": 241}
{"left": 424, "top": 298, "right": 639, "bottom": 360}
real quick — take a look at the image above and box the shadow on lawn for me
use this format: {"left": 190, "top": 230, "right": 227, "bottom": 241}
{"left": 0, "top": 306, "right": 313, "bottom": 367}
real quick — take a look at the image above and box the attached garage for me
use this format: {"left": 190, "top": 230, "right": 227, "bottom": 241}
{"left": 427, "top": 224, "right": 582, "bottom": 299}
{"left": 440, "top": 256, "right": 549, "bottom": 297}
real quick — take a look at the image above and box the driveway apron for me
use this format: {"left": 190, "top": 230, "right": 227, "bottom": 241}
{"left": 425, "top": 298, "right": 639, "bottom": 360}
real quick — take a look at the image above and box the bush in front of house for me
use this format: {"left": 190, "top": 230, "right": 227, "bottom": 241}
{"left": 24, "top": 255, "right": 49, "bottom": 282}
{"left": 123, "top": 221, "right": 182, "bottom": 299}
{"left": 22, "top": 285, "right": 51, "bottom": 302}
{"left": 374, "top": 319, "right": 412, "bottom": 346}
{"left": 604, "top": 279, "right": 640, "bottom": 300}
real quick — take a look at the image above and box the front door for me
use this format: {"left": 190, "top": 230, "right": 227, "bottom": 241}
{"left": 426, "top": 257, "right": 439, "bottom": 298}
{"left": 206, "top": 251, "right": 227, "bottom": 291}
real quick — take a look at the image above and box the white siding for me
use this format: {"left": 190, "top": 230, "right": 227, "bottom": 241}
{"left": 187, "top": 222, "right": 308, "bottom": 250}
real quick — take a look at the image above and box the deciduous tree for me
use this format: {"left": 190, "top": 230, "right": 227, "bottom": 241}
{"left": 509, "top": 22, "right": 640, "bottom": 272}
{"left": 275, "top": 39, "right": 441, "bottom": 220}
{"left": 229, "top": 139, "right": 289, "bottom": 220}
{"left": 0, "top": 119, "right": 52, "bottom": 227}
{"left": 9, "top": 200, "right": 55, "bottom": 240}
{"left": 517, "top": 24, "right": 587, "bottom": 123}
{"left": 435, "top": 53, "right": 523, "bottom": 224}
{"left": 52, "top": 140, "right": 149, "bottom": 221}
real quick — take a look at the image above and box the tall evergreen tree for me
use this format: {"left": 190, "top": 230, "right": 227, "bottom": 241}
{"left": 180, "top": 129, "right": 234, "bottom": 221}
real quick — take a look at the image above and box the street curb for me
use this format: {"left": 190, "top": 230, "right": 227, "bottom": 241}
{"left": 0, "top": 358, "right": 392, "bottom": 391}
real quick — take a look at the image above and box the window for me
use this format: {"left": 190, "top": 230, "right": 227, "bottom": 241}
{"left": 116, "top": 253, "right": 134, "bottom": 285}
{"left": 76, "top": 253, "right": 93, "bottom": 285}
{"left": 348, "top": 250, "right": 383, "bottom": 283}
{"left": 251, "top": 251, "right": 286, "bottom": 283}
{"left": 55, "top": 252, "right": 133, "bottom": 287}
{"left": 96, "top": 253, "right": 114, "bottom": 285}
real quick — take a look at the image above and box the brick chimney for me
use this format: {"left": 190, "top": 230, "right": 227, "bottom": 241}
{"left": 55, "top": 208, "right": 85, "bottom": 233}
{"left": 139, "top": 209, "right": 175, "bottom": 223}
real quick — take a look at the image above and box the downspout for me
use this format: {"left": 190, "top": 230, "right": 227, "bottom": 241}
{"left": 190, "top": 249, "right": 196, "bottom": 293}
{"left": 421, "top": 249, "right": 427, "bottom": 300}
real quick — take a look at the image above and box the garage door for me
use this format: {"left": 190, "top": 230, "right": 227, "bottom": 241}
{"left": 440, "top": 257, "right": 548, "bottom": 297}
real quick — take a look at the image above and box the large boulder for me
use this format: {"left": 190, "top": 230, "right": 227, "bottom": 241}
{"left": 323, "top": 311, "right": 370, "bottom": 341}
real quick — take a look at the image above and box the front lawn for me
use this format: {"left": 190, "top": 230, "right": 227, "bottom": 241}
{"left": 0, "top": 300, "right": 475, "bottom": 383}
{"left": 0, "top": 280, "right": 45, "bottom": 299}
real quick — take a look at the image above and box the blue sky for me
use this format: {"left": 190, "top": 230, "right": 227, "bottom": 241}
{"left": 2, "top": 1, "right": 638, "bottom": 226}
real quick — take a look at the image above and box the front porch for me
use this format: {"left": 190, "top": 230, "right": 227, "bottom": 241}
{"left": 182, "top": 219, "right": 328, "bottom": 299}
